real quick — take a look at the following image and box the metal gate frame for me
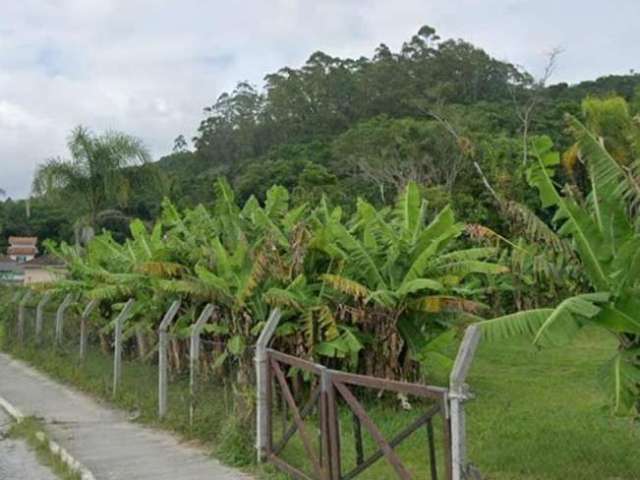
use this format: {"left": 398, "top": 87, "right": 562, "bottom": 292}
{"left": 256, "top": 310, "right": 481, "bottom": 480}
{"left": 264, "top": 349, "right": 451, "bottom": 480}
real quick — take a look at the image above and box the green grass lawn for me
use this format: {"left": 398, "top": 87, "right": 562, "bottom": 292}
{"left": 466, "top": 327, "right": 639, "bottom": 480}
{"left": 261, "top": 328, "right": 639, "bottom": 480}
{"left": 2, "top": 315, "right": 638, "bottom": 480}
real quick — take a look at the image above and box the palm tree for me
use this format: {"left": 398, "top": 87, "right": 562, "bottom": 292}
{"left": 31, "top": 126, "right": 151, "bottom": 244}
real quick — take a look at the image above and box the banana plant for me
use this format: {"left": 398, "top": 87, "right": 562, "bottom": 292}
{"left": 311, "top": 182, "right": 507, "bottom": 378}
{"left": 159, "top": 180, "right": 310, "bottom": 374}
{"left": 481, "top": 125, "right": 640, "bottom": 414}
{"left": 48, "top": 218, "right": 187, "bottom": 346}
{"left": 48, "top": 177, "right": 509, "bottom": 384}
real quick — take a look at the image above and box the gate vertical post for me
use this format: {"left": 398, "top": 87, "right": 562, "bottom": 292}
{"left": 79, "top": 299, "right": 99, "bottom": 359}
{"left": 112, "top": 299, "right": 135, "bottom": 398}
{"left": 189, "top": 304, "right": 214, "bottom": 426}
{"left": 327, "top": 373, "right": 341, "bottom": 480}
{"left": 158, "top": 301, "right": 181, "bottom": 419}
{"left": 55, "top": 294, "right": 74, "bottom": 346}
{"left": 320, "top": 367, "right": 340, "bottom": 480}
{"left": 255, "top": 309, "right": 281, "bottom": 462}
{"left": 35, "top": 292, "right": 52, "bottom": 344}
{"left": 319, "top": 366, "right": 330, "bottom": 479}
{"left": 17, "top": 291, "right": 33, "bottom": 343}
{"left": 449, "top": 325, "right": 481, "bottom": 480}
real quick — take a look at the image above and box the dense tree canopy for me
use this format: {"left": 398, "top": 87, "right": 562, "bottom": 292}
{"left": 3, "top": 25, "right": 640, "bottom": 253}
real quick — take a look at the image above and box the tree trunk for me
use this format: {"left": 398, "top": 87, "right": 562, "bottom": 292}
{"left": 135, "top": 327, "right": 148, "bottom": 361}
{"left": 234, "top": 354, "right": 255, "bottom": 424}
{"left": 170, "top": 338, "right": 182, "bottom": 373}
{"left": 99, "top": 332, "right": 110, "bottom": 355}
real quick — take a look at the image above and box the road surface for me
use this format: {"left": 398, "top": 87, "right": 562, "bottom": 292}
{"left": 0, "top": 408, "right": 58, "bottom": 480}
{"left": 0, "top": 353, "right": 250, "bottom": 480}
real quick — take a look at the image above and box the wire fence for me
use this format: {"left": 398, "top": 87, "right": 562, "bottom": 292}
{"left": 3, "top": 293, "right": 254, "bottom": 441}
{"left": 1, "top": 290, "right": 480, "bottom": 480}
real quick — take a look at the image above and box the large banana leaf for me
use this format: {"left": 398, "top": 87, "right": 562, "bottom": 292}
{"left": 480, "top": 292, "right": 609, "bottom": 346}
{"left": 529, "top": 137, "right": 610, "bottom": 290}
{"left": 610, "top": 348, "right": 640, "bottom": 414}
{"left": 570, "top": 116, "right": 640, "bottom": 207}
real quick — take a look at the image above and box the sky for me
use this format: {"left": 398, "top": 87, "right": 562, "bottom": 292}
{"left": 1, "top": 0, "right": 638, "bottom": 199}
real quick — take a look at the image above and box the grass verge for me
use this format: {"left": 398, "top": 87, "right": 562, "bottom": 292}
{"left": 8, "top": 416, "right": 82, "bottom": 480}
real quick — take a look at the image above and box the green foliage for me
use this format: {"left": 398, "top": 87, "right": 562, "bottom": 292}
{"left": 5, "top": 25, "right": 640, "bottom": 478}
{"left": 46, "top": 180, "right": 505, "bottom": 382}
{"left": 482, "top": 110, "right": 640, "bottom": 415}
{"left": 29, "top": 125, "right": 156, "bottom": 243}
{"left": 0, "top": 197, "right": 74, "bottom": 249}
{"left": 6, "top": 26, "right": 640, "bottom": 253}
{"left": 331, "top": 116, "right": 466, "bottom": 203}
{"left": 6, "top": 301, "right": 637, "bottom": 479}
{"left": 305, "top": 182, "right": 506, "bottom": 377}
{"left": 582, "top": 96, "right": 640, "bottom": 163}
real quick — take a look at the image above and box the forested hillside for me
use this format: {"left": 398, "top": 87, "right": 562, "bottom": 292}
{"left": 4, "top": 24, "right": 640, "bottom": 478}
{"left": 2, "top": 25, "right": 640, "bottom": 247}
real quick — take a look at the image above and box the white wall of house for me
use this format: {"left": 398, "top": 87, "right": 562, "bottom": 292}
{"left": 9, "top": 254, "right": 36, "bottom": 263}
{"left": 23, "top": 268, "right": 62, "bottom": 285}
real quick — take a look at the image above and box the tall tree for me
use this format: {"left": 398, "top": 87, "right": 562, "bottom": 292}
{"left": 31, "top": 126, "right": 151, "bottom": 243}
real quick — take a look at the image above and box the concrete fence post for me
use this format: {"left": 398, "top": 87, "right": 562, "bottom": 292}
{"left": 158, "top": 300, "right": 181, "bottom": 419}
{"left": 255, "top": 309, "right": 282, "bottom": 462}
{"left": 11, "top": 291, "right": 24, "bottom": 334}
{"left": 54, "top": 294, "right": 74, "bottom": 346}
{"left": 17, "top": 291, "right": 33, "bottom": 343}
{"left": 189, "top": 304, "right": 214, "bottom": 426}
{"left": 449, "top": 324, "right": 481, "bottom": 480}
{"left": 112, "top": 299, "right": 135, "bottom": 398}
{"left": 35, "top": 291, "right": 52, "bottom": 344}
{"left": 79, "top": 299, "right": 99, "bottom": 359}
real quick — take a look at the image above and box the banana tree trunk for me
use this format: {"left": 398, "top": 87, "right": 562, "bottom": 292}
{"left": 136, "top": 327, "right": 148, "bottom": 361}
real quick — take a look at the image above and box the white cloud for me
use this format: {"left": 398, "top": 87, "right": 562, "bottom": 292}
{"left": 0, "top": 0, "right": 638, "bottom": 198}
{"left": 0, "top": 101, "right": 46, "bottom": 130}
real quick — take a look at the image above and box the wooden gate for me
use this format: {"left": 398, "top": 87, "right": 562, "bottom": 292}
{"left": 264, "top": 349, "right": 452, "bottom": 480}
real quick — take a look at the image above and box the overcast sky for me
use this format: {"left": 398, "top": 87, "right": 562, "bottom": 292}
{"left": 1, "top": 0, "right": 638, "bottom": 198}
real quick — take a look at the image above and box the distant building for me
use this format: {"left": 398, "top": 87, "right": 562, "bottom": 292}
{"left": 7, "top": 236, "right": 39, "bottom": 263}
{"left": 0, "top": 237, "right": 65, "bottom": 284}
{"left": 22, "top": 254, "right": 66, "bottom": 284}
{"left": 0, "top": 255, "right": 25, "bottom": 283}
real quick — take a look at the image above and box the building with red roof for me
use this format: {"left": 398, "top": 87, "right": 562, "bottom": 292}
{"left": 7, "top": 236, "right": 39, "bottom": 263}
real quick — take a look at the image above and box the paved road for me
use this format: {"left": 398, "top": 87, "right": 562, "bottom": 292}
{"left": 0, "top": 408, "right": 59, "bottom": 480}
{"left": 0, "top": 353, "right": 250, "bottom": 480}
